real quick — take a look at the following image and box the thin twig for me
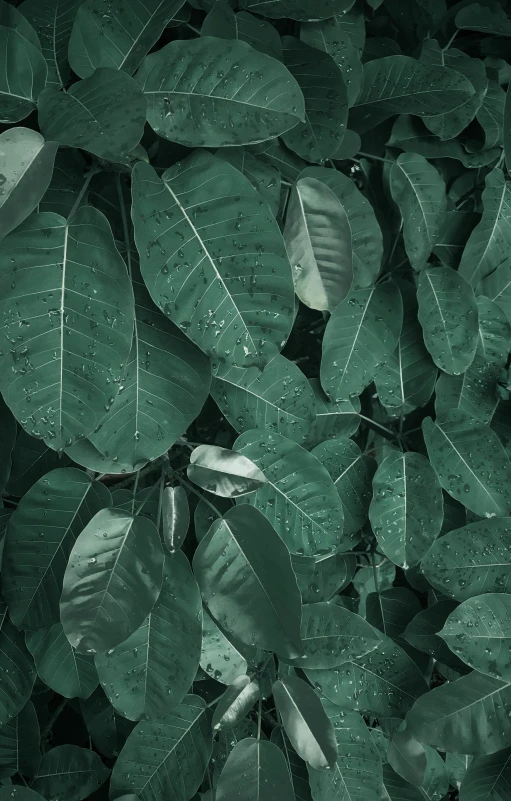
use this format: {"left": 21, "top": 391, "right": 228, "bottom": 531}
{"left": 358, "top": 151, "right": 394, "bottom": 164}
{"left": 173, "top": 472, "right": 223, "bottom": 518}
{"left": 41, "top": 698, "right": 68, "bottom": 752}
{"left": 68, "top": 168, "right": 99, "bottom": 219}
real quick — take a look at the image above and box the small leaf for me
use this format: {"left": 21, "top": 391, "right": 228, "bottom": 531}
{"left": 212, "top": 676, "right": 260, "bottom": 731}
{"left": 188, "top": 444, "right": 267, "bottom": 498}
{"left": 0, "top": 701, "right": 40, "bottom": 779}
{"left": 216, "top": 738, "right": 295, "bottom": 801}
{"left": 31, "top": 745, "right": 109, "bottom": 801}
{"left": 26, "top": 623, "right": 98, "bottom": 699}
{"left": 0, "top": 27, "right": 47, "bottom": 123}
{"left": 387, "top": 728, "right": 427, "bottom": 787}
{"left": 162, "top": 487, "right": 189, "bottom": 553}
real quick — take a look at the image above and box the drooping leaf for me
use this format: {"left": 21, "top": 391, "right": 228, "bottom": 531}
{"left": 212, "top": 675, "right": 260, "bottom": 732}
{"left": 162, "top": 487, "right": 189, "bottom": 553}
{"left": 31, "top": 745, "right": 109, "bottom": 801}
{"left": 300, "top": 17, "right": 363, "bottom": 107}
{"left": 0, "top": 603, "right": 36, "bottom": 727}
{"left": 188, "top": 444, "right": 267, "bottom": 498}
{"left": 19, "top": 0, "right": 81, "bottom": 87}
{"left": 132, "top": 151, "right": 294, "bottom": 368}
{"left": 60, "top": 507, "right": 164, "bottom": 654}
{"left": 201, "top": 5, "right": 282, "bottom": 61}
{"left": 26, "top": 623, "right": 98, "bottom": 699}
{"left": 0, "top": 701, "right": 40, "bottom": 779}
{"left": 216, "top": 738, "right": 295, "bottom": 801}
{"left": 192, "top": 504, "right": 303, "bottom": 658}
{"left": 459, "top": 748, "right": 511, "bottom": 801}
{"left": 0, "top": 27, "right": 47, "bottom": 123}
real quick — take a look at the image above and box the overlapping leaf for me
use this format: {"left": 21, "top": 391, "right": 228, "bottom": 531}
{"left": 0, "top": 27, "right": 47, "bottom": 123}
{"left": 26, "top": 623, "right": 98, "bottom": 699}
{"left": 19, "top": 0, "right": 80, "bottom": 87}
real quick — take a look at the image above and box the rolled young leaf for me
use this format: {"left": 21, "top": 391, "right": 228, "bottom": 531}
{"left": 162, "top": 486, "right": 189, "bottom": 553}
{"left": 187, "top": 444, "right": 267, "bottom": 497}
{"left": 212, "top": 675, "right": 260, "bottom": 731}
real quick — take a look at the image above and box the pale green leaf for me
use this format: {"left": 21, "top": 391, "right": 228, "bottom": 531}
{"left": 188, "top": 444, "right": 267, "bottom": 498}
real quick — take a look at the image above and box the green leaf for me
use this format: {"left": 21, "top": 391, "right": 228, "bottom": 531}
{"left": 238, "top": 0, "right": 353, "bottom": 21}
{"left": 68, "top": 0, "right": 186, "bottom": 78}
{"left": 281, "top": 36, "right": 348, "bottom": 163}
{"left": 188, "top": 444, "right": 267, "bottom": 498}
{"left": 38, "top": 68, "right": 147, "bottom": 161}
{"left": 19, "top": 0, "right": 81, "bottom": 87}
{"left": 248, "top": 139, "right": 308, "bottom": 182}
{"left": 162, "top": 487, "right": 189, "bottom": 553}
{"left": 271, "top": 727, "right": 313, "bottom": 801}
{"left": 305, "top": 379, "right": 360, "bottom": 447}
{"left": 406, "top": 671, "right": 511, "bottom": 755}
{"left": 320, "top": 283, "right": 403, "bottom": 402}
{"left": 2, "top": 468, "right": 110, "bottom": 630}
{"left": 459, "top": 748, "right": 511, "bottom": 800}
{"left": 290, "top": 601, "right": 381, "bottom": 669}
{"left": 135, "top": 36, "right": 304, "bottom": 147}
{"left": 60, "top": 507, "right": 164, "bottom": 654}
{"left": 476, "top": 71, "right": 505, "bottom": 149}
{"left": 0, "top": 602, "right": 36, "bottom": 727}
{"left": 0, "top": 1, "right": 41, "bottom": 48}
{"left": 110, "top": 695, "right": 212, "bottom": 801}
{"left": 366, "top": 588, "right": 422, "bottom": 644}
{"left": 381, "top": 764, "right": 424, "bottom": 801}
{"left": 95, "top": 552, "right": 201, "bottom": 720}
{"left": 417, "top": 266, "right": 479, "bottom": 375}
{"left": 387, "top": 728, "right": 427, "bottom": 787}
{"left": 0, "top": 701, "right": 40, "bottom": 779}
{"left": 31, "top": 745, "right": 109, "bottom": 801}
{"left": 423, "top": 411, "right": 511, "bottom": 517}
{"left": 273, "top": 674, "right": 338, "bottom": 770}
{"left": 479, "top": 260, "right": 511, "bottom": 323}
{"left": 216, "top": 738, "right": 296, "bottom": 800}
{"left": 0, "top": 207, "right": 135, "bottom": 450}
{"left": 215, "top": 146, "right": 281, "bottom": 217}
{"left": 458, "top": 169, "right": 511, "bottom": 288}
{"left": 403, "top": 601, "right": 468, "bottom": 670}
{"left": 350, "top": 55, "right": 475, "bottom": 134}
{"left": 200, "top": 605, "right": 249, "bottom": 685}
{"left": 0, "top": 27, "right": 47, "bottom": 123}
{"left": 234, "top": 429, "right": 347, "bottom": 555}
{"left": 212, "top": 675, "right": 260, "bottom": 731}
{"left": 132, "top": 151, "right": 294, "bottom": 368}
{"left": 389, "top": 153, "right": 447, "bottom": 270}
{"left": 0, "top": 128, "right": 58, "bottom": 242}
{"left": 192, "top": 505, "right": 303, "bottom": 658}
{"left": 202, "top": 5, "right": 282, "bottom": 61}
{"left": 211, "top": 354, "right": 316, "bottom": 445}
{"left": 369, "top": 451, "right": 443, "bottom": 569}
{"left": 300, "top": 17, "right": 363, "bottom": 107}
{"left": 455, "top": 2, "right": 511, "bottom": 36}
{"left": 80, "top": 687, "right": 134, "bottom": 759}
{"left": 39, "top": 150, "right": 84, "bottom": 218}
{"left": 292, "top": 553, "right": 356, "bottom": 603}
{"left": 0, "top": 788, "right": 45, "bottom": 801}
{"left": 440, "top": 594, "right": 511, "bottom": 681}
{"left": 353, "top": 558, "right": 396, "bottom": 617}
{"left": 434, "top": 209, "right": 479, "bottom": 271}
{"left": 26, "top": 623, "right": 98, "bottom": 699}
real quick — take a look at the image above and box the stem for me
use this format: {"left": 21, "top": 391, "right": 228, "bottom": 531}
{"left": 19, "top": 774, "right": 29, "bottom": 787}
{"left": 68, "top": 168, "right": 98, "bottom": 219}
{"left": 131, "top": 469, "right": 140, "bottom": 515}
{"left": 358, "top": 414, "right": 397, "bottom": 440}
{"left": 358, "top": 151, "right": 394, "bottom": 164}
{"left": 41, "top": 698, "right": 68, "bottom": 752}
{"left": 386, "top": 220, "right": 403, "bottom": 271}
{"left": 257, "top": 695, "right": 262, "bottom": 740}
{"left": 173, "top": 472, "right": 224, "bottom": 518}
{"left": 185, "top": 22, "right": 201, "bottom": 34}
{"left": 442, "top": 29, "right": 458, "bottom": 51}
{"left": 134, "top": 476, "right": 163, "bottom": 516}
{"left": 206, "top": 691, "right": 226, "bottom": 709}
{"left": 116, "top": 174, "right": 132, "bottom": 279}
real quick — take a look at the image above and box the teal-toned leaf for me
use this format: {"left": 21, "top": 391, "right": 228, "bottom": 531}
{"left": 193, "top": 505, "right": 303, "bottom": 659}
{"left": 200, "top": 606, "right": 249, "bottom": 685}
{"left": 80, "top": 687, "right": 134, "bottom": 759}
{"left": 434, "top": 209, "right": 479, "bottom": 271}
{"left": 188, "top": 444, "right": 267, "bottom": 498}
{"left": 110, "top": 695, "right": 212, "bottom": 801}
{"left": 369, "top": 451, "right": 443, "bottom": 569}
{"left": 479, "top": 260, "right": 511, "bottom": 323}
{"left": 292, "top": 553, "right": 356, "bottom": 603}
{"left": 381, "top": 764, "right": 424, "bottom": 801}
{"left": 2, "top": 468, "right": 110, "bottom": 630}
{"left": 421, "top": 743, "right": 450, "bottom": 801}
{"left": 403, "top": 601, "right": 468, "bottom": 670}
{"left": 0, "top": 602, "right": 36, "bottom": 727}
{"left": 0, "top": 701, "right": 40, "bottom": 779}
{"left": 216, "top": 738, "right": 295, "bottom": 800}
{"left": 95, "top": 552, "right": 201, "bottom": 720}
{"left": 0, "top": 1, "right": 41, "bottom": 48}
{"left": 459, "top": 748, "right": 511, "bottom": 800}
{"left": 60, "top": 507, "right": 164, "bottom": 654}
{"left": 271, "top": 727, "right": 313, "bottom": 801}
{"left": 417, "top": 266, "right": 479, "bottom": 375}
{"left": 476, "top": 70, "right": 505, "bottom": 149}
{"left": 366, "top": 588, "right": 422, "bottom": 644}
{"left": 234, "top": 430, "right": 347, "bottom": 555}
{"left": 212, "top": 675, "right": 259, "bottom": 732}
{"left": 211, "top": 355, "right": 316, "bottom": 445}
{"left": 305, "top": 379, "right": 360, "bottom": 447}
{"left": 215, "top": 146, "right": 281, "bottom": 217}
{"left": 350, "top": 55, "right": 475, "bottom": 133}
{"left": 389, "top": 153, "right": 447, "bottom": 269}
{"left": 0, "top": 128, "right": 58, "bottom": 242}
{"left": 0, "top": 788, "right": 45, "bottom": 801}
{"left": 19, "top": 0, "right": 81, "bottom": 87}
{"left": 26, "top": 623, "right": 98, "bottom": 699}
{"left": 387, "top": 728, "right": 427, "bottom": 787}
{"left": 353, "top": 558, "right": 396, "bottom": 617}
{"left": 248, "top": 139, "right": 308, "bottom": 182}
{"left": 301, "top": 17, "right": 363, "bottom": 107}
{"left": 0, "top": 27, "right": 47, "bottom": 123}
{"left": 202, "top": 5, "right": 282, "bottom": 61}
{"left": 39, "top": 150, "right": 84, "bottom": 217}
{"left": 0, "top": 207, "right": 135, "bottom": 450}
{"left": 132, "top": 151, "right": 294, "bottom": 368}
{"left": 38, "top": 68, "right": 147, "bottom": 161}
{"left": 31, "top": 745, "right": 109, "bottom": 801}
{"left": 135, "top": 36, "right": 304, "bottom": 147}
{"left": 455, "top": 2, "right": 511, "bottom": 36}
{"left": 64, "top": 439, "right": 134, "bottom": 475}
{"left": 0, "top": 399, "right": 15, "bottom": 495}
{"left": 68, "top": 0, "right": 186, "bottom": 78}
{"left": 423, "top": 411, "right": 511, "bottom": 517}
{"left": 194, "top": 497, "right": 232, "bottom": 544}
{"left": 238, "top": 0, "right": 353, "bottom": 21}
{"left": 162, "top": 487, "right": 189, "bottom": 553}
{"left": 320, "top": 283, "right": 403, "bottom": 402}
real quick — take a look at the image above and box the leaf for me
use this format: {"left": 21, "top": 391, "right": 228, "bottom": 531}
{"left": 234, "top": 429, "right": 347, "bottom": 555}
{"left": 381, "top": 764, "right": 424, "bottom": 801}
{"left": 476, "top": 71, "right": 505, "bottom": 149}
{"left": 188, "top": 444, "right": 267, "bottom": 497}
{"left": 417, "top": 266, "right": 479, "bottom": 375}
{"left": 216, "top": 738, "right": 295, "bottom": 801}
{"left": 0, "top": 207, "right": 135, "bottom": 450}
{"left": 300, "top": 17, "right": 363, "bottom": 107}
{"left": 389, "top": 153, "right": 447, "bottom": 269}
{"left": 2, "top": 468, "right": 110, "bottom": 630}
{"left": 0, "top": 789, "right": 45, "bottom": 801}
{"left": 0, "top": 27, "right": 47, "bottom": 123}
{"left": 212, "top": 675, "right": 260, "bottom": 731}
{"left": 439, "top": 594, "right": 511, "bottom": 681}
{"left": 38, "top": 68, "right": 147, "bottom": 161}
{"left": 68, "top": 0, "right": 186, "bottom": 78}
{"left": 366, "top": 588, "right": 422, "bottom": 645}
{"left": 238, "top": 0, "right": 354, "bottom": 20}
{"left": 271, "top": 728, "right": 313, "bottom": 801}
{"left": 202, "top": 5, "right": 282, "bottom": 61}
{"left": 0, "top": 128, "right": 58, "bottom": 242}
{"left": 403, "top": 601, "right": 468, "bottom": 669}
{"left": 320, "top": 283, "right": 403, "bottom": 402}
{"left": 458, "top": 169, "right": 511, "bottom": 288}
{"left": 0, "top": 701, "right": 40, "bottom": 779}
{"left": 18, "top": 0, "right": 81, "bottom": 87}
{"left": 0, "top": 602, "right": 35, "bottom": 728}
{"left": 281, "top": 36, "right": 348, "bottom": 163}
{"left": 479, "top": 259, "right": 511, "bottom": 323}
{"left": 455, "top": 2, "right": 511, "bottom": 36}
{"left": 0, "top": 1, "right": 41, "bottom": 48}
{"left": 305, "top": 379, "right": 360, "bottom": 447}
{"left": 369, "top": 451, "right": 443, "bottom": 569}
{"left": 26, "top": 623, "right": 98, "bottom": 699}
{"left": 110, "top": 695, "right": 212, "bottom": 801}
{"left": 132, "top": 151, "right": 294, "bottom": 368}
{"left": 350, "top": 55, "right": 475, "bottom": 134}
{"left": 406, "top": 672, "right": 511, "bottom": 755}
{"left": 95, "top": 552, "right": 201, "bottom": 720}
{"left": 60, "top": 507, "right": 164, "bottom": 654}
{"left": 290, "top": 601, "right": 381, "bottom": 669}
{"left": 215, "top": 146, "right": 281, "bottom": 217}
{"left": 459, "top": 748, "right": 511, "bottom": 800}
{"left": 248, "top": 139, "right": 308, "bottom": 182}
{"left": 192, "top": 504, "right": 303, "bottom": 658}
{"left": 80, "top": 688, "right": 134, "bottom": 759}
{"left": 387, "top": 727, "right": 427, "bottom": 787}
{"left": 211, "top": 354, "right": 316, "bottom": 445}
{"left": 31, "top": 745, "right": 109, "bottom": 801}
{"left": 200, "top": 606, "right": 249, "bottom": 685}
{"left": 39, "top": 150, "right": 84, "bottom": 217}
{"left": 292, "top": 553, "right": 356, "bottom": 603}
{"left": 434, "top": 209, "right": 479, "bottom": 271}
{"left": 273, "top": 675, "right": 338, "bottom": 770}
{"left": 422, "top": 411, "right": 511, "bottom": 517}
{"left": 134, "top": 36, "right": 304, "bottom": 147}
{"left": 162, "top": 487, "right": 189, "bottom": 553}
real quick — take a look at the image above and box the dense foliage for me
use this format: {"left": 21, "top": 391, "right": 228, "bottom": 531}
{"left": 2, "top": 0, "right": 511, "bottom": 799}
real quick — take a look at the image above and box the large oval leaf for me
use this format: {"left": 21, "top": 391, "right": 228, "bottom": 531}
{"left": 0, "top": 26, "right": 47, "bottom": 123}
{"left": 132, "top": 150, "right": 294, "bottom": 368}
{"left": 0, "top": 207, "right": 135, "bottom": 450}
{"left": 110, "top": 695, "right": 212, "bottom": 801}
{"left": 216, "top": 738, "right": 295, "bottom": 801}
{"left": 192, "top": 504, "right": 303, "bottom": 659}
{"left": 95, "top": 552, "right": 202, "bottom": 720}
{"left": 2, "top": 468, "right": 111, "bottom": 630}
{"left": 0, "top": 602, "right": 36, "bottom": 727}
{"left": 134, "top": 36, "right": 304, "bottom": 146}
{"left": 212, "top": 675, "right": 260, "bottom": 732}
{"left": 60, "top": 507, "right": 164, "bottom": 654}
{"left": 31, "top": 745, "right": 109, "bottom": 801}
{"left": 188, "top": 445, "right": 267, "bottom": 498}
{"left": 0, "top": 700, "right": 40, "bottom": 779}
{"left": 26, "top": 623, "right": 98, "bottom": 699}
{"left": 234, "top": 430, "right": 347, "bottom": 556}
{"left": 18, "top": 0, "right": 80, "bottom": 88}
